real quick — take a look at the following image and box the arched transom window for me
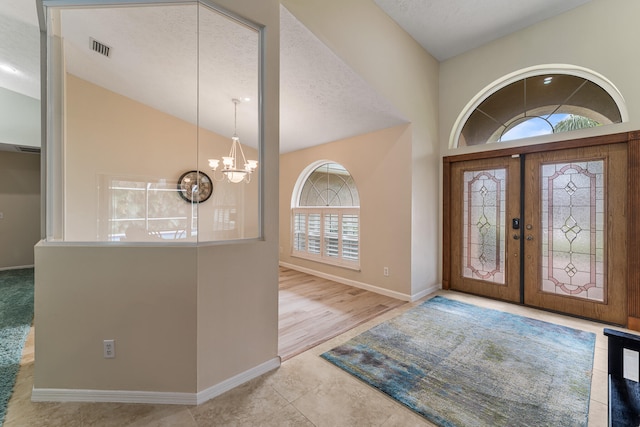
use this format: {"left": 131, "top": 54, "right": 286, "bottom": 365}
{"left": 454, "top": 68, "right": 625, "bottom": 147}
{"left": 292, "top": 162, "right": 360, "bottom": 269}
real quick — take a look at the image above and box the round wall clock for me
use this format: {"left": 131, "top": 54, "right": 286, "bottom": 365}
{"left": 177, "top": 170, "right": 213, "bottom": 203}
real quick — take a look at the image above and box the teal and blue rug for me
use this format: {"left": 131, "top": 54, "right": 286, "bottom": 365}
{"left": 321, "top": 296, "right": 595, "bottom": 427}
{"left": 0, "top": 268, "right": 34, "bottom": 426}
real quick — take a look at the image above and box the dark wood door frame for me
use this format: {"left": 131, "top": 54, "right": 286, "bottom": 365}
{"left": 443, "top": 130, "right": 640, "bottom": 329}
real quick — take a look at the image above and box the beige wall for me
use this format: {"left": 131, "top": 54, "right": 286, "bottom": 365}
{"left": 65, "top": 74, "right": 258, "bottom": 242}
{"left": 280, "top": 125, "right": 413, "bottom": 296}
{"left": 35, "top": 0, "right": 279, "bottom": 398}
{"left": 281, "top": 0, "right": 440, "bottom": 297}
{"left": 0, "top": 151, "right": 40, "bottom": 269}
{"left": 439, "top": 0, "right": 640, "bottom": 156}
{"left": 196, "top": 0, "right": 280, "bottom": 392}
{"left": 34, "top": 244, "right": 198, "bottom": 392}
{"left": 438, "top": 0, "right": 640, "bottom": 284}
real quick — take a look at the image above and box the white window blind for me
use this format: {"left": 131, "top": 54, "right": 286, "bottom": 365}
{"left": 292, "top": 207, "right": 359, "bottom": 269}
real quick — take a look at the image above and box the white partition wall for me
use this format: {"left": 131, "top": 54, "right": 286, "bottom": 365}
{"left": 34, "top": 0, "right": 279, "bottom": 404}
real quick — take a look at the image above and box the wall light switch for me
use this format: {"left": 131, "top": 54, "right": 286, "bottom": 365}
{"left": 0, "top": 212, "right": 3, "bottom": 219}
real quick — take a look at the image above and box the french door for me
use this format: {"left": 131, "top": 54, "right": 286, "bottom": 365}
{"left": 449, "top": 143, "right": 627, "bottom": 325}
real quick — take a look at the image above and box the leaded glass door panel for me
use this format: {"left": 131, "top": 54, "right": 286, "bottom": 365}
{"left": 524, "top": 144, "right": 627, "bottom": 324}
{"left": 450, "top": 157, "right": 522, "bottom": 303}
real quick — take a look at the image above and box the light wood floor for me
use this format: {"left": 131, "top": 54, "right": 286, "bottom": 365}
{"left": 278, "top": 266, "right": 406, "bottom": 360}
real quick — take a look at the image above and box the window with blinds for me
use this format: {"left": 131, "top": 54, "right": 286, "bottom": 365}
{"left": 292, "top": 163, "right": 360, "bottom": 269}
{"left": 292, "top": 208, "right": 359, "bottom": 268}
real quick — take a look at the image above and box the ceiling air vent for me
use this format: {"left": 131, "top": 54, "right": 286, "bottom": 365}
{"left": 90, "top": 38, "right": 111, "bottom": 57}
{"left": 16, "top": 146, "right": 41, "bottom": 154}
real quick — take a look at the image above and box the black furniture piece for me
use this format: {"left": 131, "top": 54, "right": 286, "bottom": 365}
{"left": 604, "top": 328, "right": 640, "bottom": 426}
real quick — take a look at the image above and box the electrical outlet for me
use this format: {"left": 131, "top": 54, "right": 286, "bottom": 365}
{"left": 383, "top": 267, "right": 389, "bottom": 277}
{"left": 103, "top": 339, "right": 115, "bottom": 358}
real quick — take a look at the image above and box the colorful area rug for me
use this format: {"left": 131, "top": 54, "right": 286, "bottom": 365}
{"left": 0, "top": 268, "right": 34, "bottom": 426}
{"left": 321, "top": 296, "right": 595, "bottom": 427}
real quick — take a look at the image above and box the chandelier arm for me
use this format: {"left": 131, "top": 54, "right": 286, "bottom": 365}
{"left": 236, "top": 139, "right": 249, "bottom": 168}
{"left": 228, "top": 140, "right": 237, "bottom": 169}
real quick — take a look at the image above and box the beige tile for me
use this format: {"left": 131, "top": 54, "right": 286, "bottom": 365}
{"left": 127, "top": 407, "right": 198, "bottom": 427}
{"left": 193, "top": 403, "right": 314, "bottom": 427}
{"left": 588, "top": 399, "right": 608, "bottom": 427}
{"left": 593, "top": 346, "right": 608, "bottom": 373}
{"left": 5, "top": 364, "right": 34, "bottom": 405}
{"left": 292, "top": 369, "right": 398, "bottom": 427}
{"left": 381, "top": 410, "right": 436, "bottom": 427}
{"left": 190, "top": 376, "right": 290, "bottom": 426}
{"left": 590, "top": 369, "right": 609, "bottom": 405}
{"left": 266, "top": 351, "right": 342, "bottom": 403}
{"left": 4, "top": 402, "right": 84, "bottom": 427}
{"left": 78, "top": 402, "right": 178, "bottom": 426}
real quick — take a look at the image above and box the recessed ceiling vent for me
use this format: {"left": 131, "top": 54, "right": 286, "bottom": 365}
{"left": 16, "top": 146, "right": 41, "bottom": 154}
{"left": 90, "top": 38, "right": 111, "bottom": 57}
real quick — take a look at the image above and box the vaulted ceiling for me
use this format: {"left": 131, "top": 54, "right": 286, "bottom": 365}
{"left": 0, "top": 0, "right": 593, "bottom": 153}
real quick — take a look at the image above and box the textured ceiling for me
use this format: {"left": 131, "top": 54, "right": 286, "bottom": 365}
{"left": 0, "top": 0, "right": 40, "bottom": 99}
{"left": 0, "top": 0, "right": 594, "bottom": 152}
{"left": 280, "top": 6, "right": 406, "bottom": 152}
{"left": 60, "top": 5, "right": 261, "bottom": 148}
{"left": 374, "top": 0, "right": 593, "bottom": 61}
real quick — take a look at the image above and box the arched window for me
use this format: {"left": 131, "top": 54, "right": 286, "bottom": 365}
{"left": 452, "top": 66, "right": 626, "bottom": 148}
{"left": 292, "top": 162, "right": 360, "bottom": 269}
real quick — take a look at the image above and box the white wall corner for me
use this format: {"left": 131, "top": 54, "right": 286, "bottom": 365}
{"left": 411, "top": 283, "right": 441, "bottom": 302}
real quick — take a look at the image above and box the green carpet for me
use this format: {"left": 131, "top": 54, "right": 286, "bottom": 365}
{"left": 322, "top": 296, "right": 595, "bottom": 427}
{"left": 0, "top": 268, "right": 34, "bottom": 426}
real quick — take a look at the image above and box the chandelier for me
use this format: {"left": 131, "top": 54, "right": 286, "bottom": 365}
{"left": 208, "top": 98, "right": 258, "bottom": 184}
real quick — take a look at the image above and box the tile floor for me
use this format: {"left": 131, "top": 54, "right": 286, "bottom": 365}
{"left": 5, "top": 290, "right": 617, "bottom": 426}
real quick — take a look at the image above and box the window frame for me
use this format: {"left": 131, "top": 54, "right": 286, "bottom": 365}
{"left": 449, "top": 64, "right": 628, "bottom": 150}
{"left": 291, "top": 206, "right": 360, "bottom": 270}
{"left": 100, "top": 176, "right": 195, "bottom": 242}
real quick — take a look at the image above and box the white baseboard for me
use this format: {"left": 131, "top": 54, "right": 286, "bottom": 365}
{"left": 31, "top": 387, "right": 196, "bottom": 405}
{"left": 196, "top": 357, "right": 280, "bottom": 405}
{"left": 279, "top": 262, "right": 441, "bottom": 302}
{"left": 0, "top": 264, "right": 34, "bottom": 271}
{"left": 411, "top": 284, "right": 441, "bottom": 302}
{"left": 31, "top": 357, "right": 281, "bottom": 406}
